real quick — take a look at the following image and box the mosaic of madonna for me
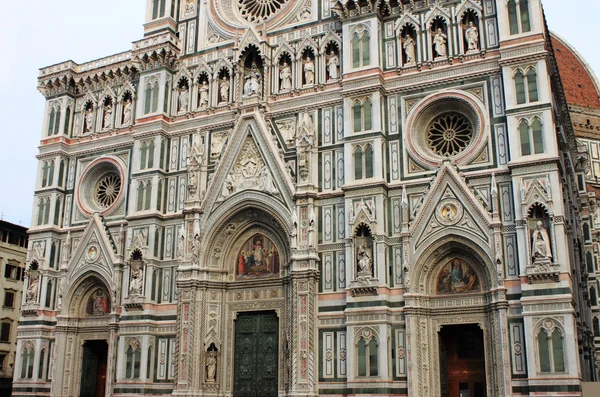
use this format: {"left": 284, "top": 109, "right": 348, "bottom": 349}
{"left": 436, "top": 259, "right": 481, "bottom": 294}
{"left": 236, "top": 233, "right": 280, "bottom": 279}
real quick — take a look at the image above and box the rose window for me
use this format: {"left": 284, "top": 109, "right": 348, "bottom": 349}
{"left": 427, "top": 113, "right": 473, "bottom": 156}
{"left": 238, "top": 0, "right": 288, "bottom": 23}
{"left": 94, "top": 173, "right": 122, "bottom": 209}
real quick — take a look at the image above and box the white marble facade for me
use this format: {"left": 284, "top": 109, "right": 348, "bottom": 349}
{"left": 14, "top": 1, "right": 597, "bottom": 397}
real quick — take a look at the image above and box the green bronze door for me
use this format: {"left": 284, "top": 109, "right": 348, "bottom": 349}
{"left": 233, "top": 311, "right": 279, "bottom": 397}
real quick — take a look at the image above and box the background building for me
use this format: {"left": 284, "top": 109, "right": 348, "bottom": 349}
{"left": 0, "top": 220, "right": 27, "bottom": 395}
{"left": 13, "top": 1, "right": 598, "bottom": 396}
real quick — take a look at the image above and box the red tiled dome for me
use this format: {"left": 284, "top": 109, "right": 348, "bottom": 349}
{"left": 552, "top": 35, "right": 600, "bottom": 108}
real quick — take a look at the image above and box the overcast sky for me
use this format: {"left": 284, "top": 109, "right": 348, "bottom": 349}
{"left": 0, "top": 0, "right": 596, "bottom": 227}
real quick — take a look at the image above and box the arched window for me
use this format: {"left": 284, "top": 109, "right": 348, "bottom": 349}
{"left": 58, "top": 161, "right": 65, "bottom": 187}
{"left": 353, "top": 100, "right": 362, "bottom": 132}
{"left": 515, "top": 70, "right": 526, "bottom": 104}
{"left": 48, "top": 161, "right": 55, "bottom": 186}
{"left": 508, "top": 0, "right": 531, "bottom": 35}
{"left": 537, "top": 320, "right": 566, "bottom": 373}
{"left": 365, "top": 145, "right": 374, "bottom": 178}
{"left": 47, "top": 108, "right": 55, "bottom": 137}
{"left": 53, "top": 107, "right": 61, "bottom": 135}
{"left": 137, "top": 182, "right": 145, "bottom": 212}
{"left": 147, "top": 141, "right": 155, "bottom": 169}
{"left": 587, "top": 252, "right": 594, "bottom": 274}
{"left": 357, "top": 330, "right": 378, "bottom": 377}
{"left": 41, "top": 162, "right": 49, "bottom": 188}
{"left": 591, "top": 286, "right": 598, "bottom": 306}
{"left": 144, "top": 80, "right": 160, "bottom": 114}
{"left": 64, "top": 107, "right": 71, "bottom": 135}
{"left": 527, "top": 68, "right": 539, "bottom": 102}
{"left": 594, "top": 317, "right": 600, "bottom": 337}
{"left": 125, "top": 340, "right": 142, "bottom": 379}
{"left": 584, "top": 223, "right": 592, "bottom": 241}
{"left": 520, "top": 117, "right": 544, "bottom": 156}
{"left": 508, "top": 0, "right": 519, "bottom": 35}
{"left": 144, "top": 181, "right": 152, "bottom": 211}
{"left": 354, "top": 146, "right": 363, "bottom": 180}
{"left": 140, "top": 142, "right": 148, "bottom": 169}
{"left": 531, "top": 118, "right": 543, "bottom": 154}
{"left": 37, "top": 198, "right": 44, "bottom": 226}
{"left": 353, "top": 98, "right": 374, "bottom": 132}
{"left": 20, "top": 344, "right": 35, "bottom": 379}
{"left": 519, "top": 119, "right": 531, "bottom": 156}
{"left": 351, "top": 28, "right": 370, "bottom": 68}
{"left": 43, "top": 198, "right": 51, "bottom": 225}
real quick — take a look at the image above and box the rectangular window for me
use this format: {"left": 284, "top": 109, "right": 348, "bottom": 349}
{"left": 0, "top": 323, "right": 10, "bottom": 342}
{"left": 4, "top": 264, "right": 17, "bottom": 280}
{"left": 4, "top": 291, "right": 15, "bottom": 308}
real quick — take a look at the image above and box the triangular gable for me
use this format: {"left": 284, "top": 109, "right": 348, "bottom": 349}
{"left": 274, "top": 42, "right": 296, "bottom": 62}
{"left": 456, "top": 0, "right": 483, "bottom": 18}
{"left": 66, "top": 213, "right": 118, "bottom": 288}
{"left": 320, "top": 31, "right": 342, "bottom": 53}
{"left": 201, "top": 114, "right": 294, "bottom": 214}
{"left": 424, "top": 5, "right": 452, "bottom": 26}
{"left": 236, "top": 28, "right": 264, "bottom": 61}
{"left": 394, "top": 12, "right": 420, "bottom": 33}
{"left": 411, "top": 162, "right": 493, "bottom": 254}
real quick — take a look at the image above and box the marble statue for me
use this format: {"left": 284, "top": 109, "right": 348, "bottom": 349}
{"left": 219, "top": 77, "right": 230, "bottom": 103}
{"left": 433, "top": 28, "right": 447, "bottom": 58}
{"left": 27, "top": 273, "right": 39, "bottom": 302}
{"left": 84, "top": 109, "right": 94, "bottom": 133}
{"left": 129, "top": 265, "right": 143, "bottom": 295}
{"left": 465, "top": 22, "right": 479, "bottom": 51}
{"left": 123, "top": 99, "right": 132, "bottom": 125}
{"left": 191, "top": 233, "right": 200, "bottom": 263}
{"left": 206, "top": 352, "right": 217, "bottom": 381}
{"left": 531, "top": 221, "right": 552, "bottom": 260}
{"left": 327, "top": 51, "right": 339, "bottom": 80}
{"left": 178, "top": 87, "right": 189, "bottom": 113}
{"left": 103, "top": 104, "right": 113, "bottom": 129}
{"left": 357, "top": 244, "right": 372, "bottom": 275}
{"left": 243, "top": 63, "right": 261, "bottom": 97}
{"left": 222, "top": 174, "right": 234, "bottom": 198}
{"left": 199, "top": 81, "right": 209, "bottom": 107}
{"left": 177, "top": 234, "right": 185, "bottom": 261}
{"left": 280, "top": 62, "right": 292, "bottom": 91}
{"left": 304, "top": 57, "right": 315, "bottom": 85}
{"left": 403, "top": 34, "right": 416, "bottom": 64}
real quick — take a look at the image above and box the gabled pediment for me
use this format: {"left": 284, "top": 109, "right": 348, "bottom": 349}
{"left": 411, "top": 162, "right": 493, "bottom": 255}
{"left": 201, "top": 114, "right": 294, "bottom": 214}
{"left": 66, "top": 213, "right": 118, "bottom": 289}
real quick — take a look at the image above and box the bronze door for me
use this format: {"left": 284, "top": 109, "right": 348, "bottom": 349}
{"left": 233, "top": 311, "right": 279, "bottom": 397}
{"left": 79, "top": 340, "right": 108, "bottom": 397}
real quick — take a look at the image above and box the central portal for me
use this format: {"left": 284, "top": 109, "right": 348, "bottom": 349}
{"left": 233, "top": 311, "right": 279, "bottom": 397}
{"left": 439, "top": 324, "right": 486, "bottom": 397}
{"left": 79, "top": 340, "right": 108, "bottom": 397}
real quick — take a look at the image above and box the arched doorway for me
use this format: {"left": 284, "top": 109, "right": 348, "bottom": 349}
{"left": 406, "top": 240, "right": 510, "bottom": 397}
{"left": 52, "top": 275, "right": 114, "bottom": 397}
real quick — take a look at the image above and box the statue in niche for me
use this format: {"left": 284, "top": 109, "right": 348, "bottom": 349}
{"left": 433, "top": 28, "right": 447, "bottom": 58}
{"left": 211, "top": 132, "right": 229, "bottom": 157}
{"left": 280, "top": 62, "right": 292, "bottom": 91}
{"left": 122, "top": 99, "right": 133, "bottom": 125}
{"left": 206, "top": 351, "right": 217, "bottom": 381}
{"left": 26, "top": 272, "right": 39, "bottom": 302}
{"left": 222, "top": 174, "right": 234, "bottom": 198}
{"left": 304, "top": 56, "right": 315, "bottom": 85}
{"left": 298, "top": 112, "right": 315, "bottom": 144}
{"left": 402, "top": 34, "right": 416, "bottom": 64}
{"left": 219, "top": 77, "right": 230, "bottom": 103}
{"left": 84, "top": 108, "right": 94, "bottom": 133}
{"left": 177, "top": 233, "right": 185, "bottom": 261}
{"left": 531, "top": 221, "right": 552, "bottom": 260}
{"left": 243, "top": 63, "right": 261, "bottom": 97}
{"left": 103, "top": 104, "right": 113, "bottom": 129}
{"left": 188, "top": 136, "right": 205, "bottom": 167}
{"left": 237, "top": 234, "right": 280, "bottom": 278}
{"left": 178, "top": 87, "right": 189, "bottom": 113}
{"left": 357, "top": 244, "right": 373, "bottom": 276}
{"left": 327, "top": 50, "right": 339, "bottom": 80}
{"left": 199, "top": 81, "right": 209, "bottom": 108}
{"left": 191, "top": 233, "right": 200, "bottom": 263}
{"left": 129, "top": 262, "right": 143, "bottom": 295}
{"left": 465, "top": 21, "right": 479, "bottom": 52}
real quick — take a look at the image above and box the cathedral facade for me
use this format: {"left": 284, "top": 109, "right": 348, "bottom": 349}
{"left": 14, "top": 1, "right": 597, "bottom": 396}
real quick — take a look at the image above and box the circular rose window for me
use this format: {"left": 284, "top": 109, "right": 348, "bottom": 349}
{"left": 427, "top": 113, "right": 473, "bottom": 156}
{"left": 77, "top": 157, "right": 125, "bottom": 216}
{"left": 94, "top": 173, "right": 122, "bottom": 209}
{"left": 238, "top": 0, "right": 288, "bottom": 23}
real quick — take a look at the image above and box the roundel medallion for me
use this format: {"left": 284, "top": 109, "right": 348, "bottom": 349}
{"left": 435, "top": 198, "right": 464, "bottom": 226}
